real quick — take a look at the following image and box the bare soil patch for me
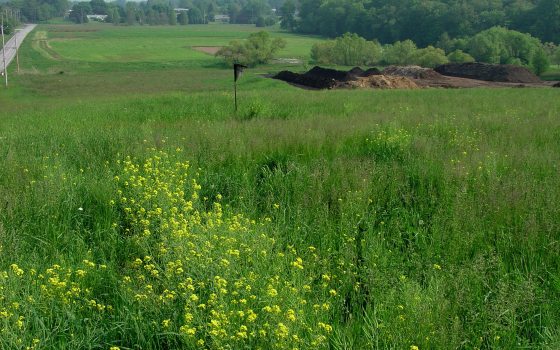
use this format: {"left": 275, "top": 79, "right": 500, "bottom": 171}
{"left": 192, "top": 46, "right": 222, "bottom": 55}
{"left": 346, "top": 75, "right": 418, "bottom": 89}
{"left": 47, "top": 27, "right": 99, "bottom": 33}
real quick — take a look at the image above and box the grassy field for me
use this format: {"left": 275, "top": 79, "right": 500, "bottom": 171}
{"left": 1, "top": 24, "right": 560, "bottom": 350}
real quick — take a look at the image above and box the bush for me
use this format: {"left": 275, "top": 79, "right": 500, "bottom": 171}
{"left": 466, "top": 27, "right": 542, "bottom": 65}
{"left": 310, "top": 33, "right": 382, "bottom": 66}
{"left": 382, "top": 40, "right": 417, "bottom": 65}
{"left": 216, "top": 31, "right": 286, "bottom": 67}
{"left": 310, "top": 41, "right": 336, "bottom": 64}
{"left": 412, "top": 46, "right": 449, "bottom": 68}
{"left": 447, "top": 50, "right": 475, "bottom": 63}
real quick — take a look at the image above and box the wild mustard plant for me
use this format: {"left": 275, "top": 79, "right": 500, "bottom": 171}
{"left": 112, "top": 148, "right": 340, "bottom": 348}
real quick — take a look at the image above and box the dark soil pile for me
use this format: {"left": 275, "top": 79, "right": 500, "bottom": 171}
{"left": 363, "top": 67, "right": 382, "bottom": 76}
{"left": 273, "top": 66, "right": 383, "bottom": 89}
{"left": 273, "top": 70, "right": 338, "bottom": 89}
{"left": 434, "top": 62, "right": 541, "bottom": 83}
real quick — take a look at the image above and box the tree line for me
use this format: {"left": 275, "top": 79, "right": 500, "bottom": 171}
{"left": 311, "top": 28, "right": 559, "bottom": 75}
{"left": 0, "top": 0, "right": 281, "bottom": 26}
{"left": 0, "top": 6, "right": 21, "bottom": 35}
{"left": 281, "top": 0, "right": 559, "bottom": 46}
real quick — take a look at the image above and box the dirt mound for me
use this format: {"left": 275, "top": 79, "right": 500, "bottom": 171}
{"left": 273, "top": 70, "right": 338, "bottom": 89}
{"left": 305, "top": 66, "right": 351, "bottom": 81}
{"left": 272, "top": 64, "right": 552, "bottom": 89}
{"left": 273, "top": 66, "right": 386, "bottom": 89}
{"left": 347, "top": 75, "right": 419, "bottom": 89}
{"left": 383, "top": 65, "right": 443, "bottom": 79}
{"left": 363, "top": 67, "right": 382, "bottom": 76}
{"left": 434, "top": 62, "right": 541, "bottom": 83}
{"left": 348, "top": 67, "right": 364, "bottom": 75}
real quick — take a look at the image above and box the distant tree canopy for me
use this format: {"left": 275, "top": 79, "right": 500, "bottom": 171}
{"left": 3, "top": 0, "right": 558, "bottom": 49}
{"left": 314, "top": 28, "right": 550, "bottom": 74}
{"left": 70, "top": 2, "right": 92, "bottom": 24}
{"left": 295, "top": 0, "right": 559, "bottom": 46}
{"left": 216, "top": 31, "right": 286, "bottom": 67}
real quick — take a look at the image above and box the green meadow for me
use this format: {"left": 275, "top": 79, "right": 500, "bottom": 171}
{"left": 0, "top": 24, "right": 559, "bottom": 350}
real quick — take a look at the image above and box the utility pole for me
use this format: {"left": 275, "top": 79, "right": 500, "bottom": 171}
{"left": 1, "top": 13, "right": 8, "bottom": 87}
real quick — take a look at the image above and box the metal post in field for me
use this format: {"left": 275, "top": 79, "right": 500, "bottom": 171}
{"left": 233, "top": 63, "right": 247, "bottom": 113}
{"left": 1, "top": 13, "right": 8, "bottom": 87}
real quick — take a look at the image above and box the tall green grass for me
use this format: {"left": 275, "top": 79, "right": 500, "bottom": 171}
{"left": 0, "top": 23, "right": 559, "bottom": 349}
{"left": 1, "top": 87, "right": 559, "bottom": 349}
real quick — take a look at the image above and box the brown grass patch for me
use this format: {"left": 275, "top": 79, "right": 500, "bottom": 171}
{"left": 192, "top": 46, "right": 222, "bottom": 55}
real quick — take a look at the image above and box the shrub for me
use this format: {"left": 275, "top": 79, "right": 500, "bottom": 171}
{"left": 466, "top": 27, "right": 542, "bottom": 66}
{"left": 447, "top": 50, "right": 475, "bottom": 63}
{"left": 310, "top": 33, "right": 382, "bottom": 66}
{"left": 412, "top": 46, "right": 449, "bottom": 68}
{"left": 382, "top": 40, "right": 418, "bottom": 65}
{"left": 216, "top": 31, "right": 286, "bottom": 67}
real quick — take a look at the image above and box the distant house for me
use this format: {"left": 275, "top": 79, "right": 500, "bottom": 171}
{"left": 87, "top": 14, "right": 108, "bottom": 21}
{"left": 214, "top": 14, "right": 229, "bottom": 23}
{"left": 174, "top": 8, "right": 189, "bottom": 14}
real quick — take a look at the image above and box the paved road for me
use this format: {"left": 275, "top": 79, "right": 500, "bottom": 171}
{"left": 1, "top": 24, "right": 37, "bottom": 75}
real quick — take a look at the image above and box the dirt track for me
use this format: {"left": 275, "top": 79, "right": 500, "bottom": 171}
{"left": 192, "top": 46, "right": 222, "bottom": 55}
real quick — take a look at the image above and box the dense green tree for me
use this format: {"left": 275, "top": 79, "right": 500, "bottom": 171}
{"left": 529, "top": 0, "right": 560, "bottom": 43}
{"left": 177, "top": 11, "right": 188, "bottom": 24}
{"left": 69, "top": 2, "right": 91, "bottom": 23}
{"left": 188, "top": 6, "right": 204, "bottom": 23}
{"left": 412, "top": 46, "right": 449, "bottom": 68}
{"left": 125, "top": 2, "right": 137, "bottom": 25}
{"left": 279, "top": 0, "right": 296, "bottom": 31}
{"left": 466, "top": 26, "right": 542, "bottom": 65}
{"left": 227, "top": 3, "right": 241, "bottom": 23}
{"left": 168, "top": 9, "right": 176, "bottom": 25}
{"left": 89, "top": 0, "right": 107, "bottom": 15}
{"left": 382, "top": 40, "right": 418, "bottom": 65}
{"left": 0, "top": 6, "right": 19, "bottom": 34}
{"left": 311, "top": 33, "right": 382, "bottom": 65}
{"left": 295, "top": 0, "right": 556, "bottom": 46}
{"left": 255, "top": 15, "right": 265, "bottom": 27}
{"left": 216, "top": 31, "right": 286, "bottom": 66}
